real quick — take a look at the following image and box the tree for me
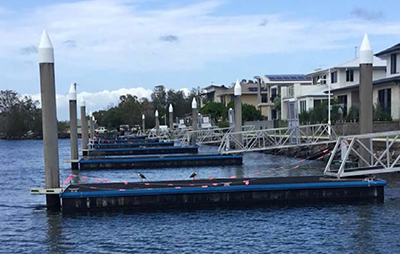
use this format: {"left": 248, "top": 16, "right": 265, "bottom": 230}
{"left": 227, "top": 102, "right": 263, "bottom": 122}
{"left": 200, "top": 102, "right": 227, "bottom": 123}
{"left": 0, "top": 90, "right": 42, "bottom": 137}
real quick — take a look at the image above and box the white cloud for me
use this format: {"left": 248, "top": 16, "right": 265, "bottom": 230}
{"left": 1, "top": 0, "right": 399, "bottom": 73}
{"left": 29, "top": 87, "right": 154, "bottom": 120}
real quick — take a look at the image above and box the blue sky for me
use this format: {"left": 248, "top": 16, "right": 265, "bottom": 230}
{"left": 0, "top": 0, "right": 399, "bottom": 119}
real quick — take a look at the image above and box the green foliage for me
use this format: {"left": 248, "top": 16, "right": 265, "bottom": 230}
{"left": 242, "top": 103, "right": 263, "bottom": 121}
{"left": 199, "top": 102, "right": 227, "bottom": 123}
{"left": 92, "top": 85, "right": 195, "bottom": 129}
{"left": 373, "top": 103, "right": 392, "bottom": 121}
{"left": 226, "top": 102, "right": 263, "bottom": 122}
{"left": 0, "top": 90, "right": 42, "bottom": 137}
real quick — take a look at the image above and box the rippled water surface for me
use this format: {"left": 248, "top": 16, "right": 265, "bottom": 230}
{"left": 1, "top": 139, "right": 400, "bottom": 253}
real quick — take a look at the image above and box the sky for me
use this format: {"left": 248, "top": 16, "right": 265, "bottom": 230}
{"left": 1, "top": 0, "right": 400, "bottom": 119}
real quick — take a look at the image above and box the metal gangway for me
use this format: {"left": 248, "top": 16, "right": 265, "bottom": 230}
{"left": 218, "top": 123, "right": 336, "bottom": 154}
{"left": 179, "top": 125, "right": 255, "bottom": 146}
{"left": 324, "top": 130, "right": 400, "bottom": 178}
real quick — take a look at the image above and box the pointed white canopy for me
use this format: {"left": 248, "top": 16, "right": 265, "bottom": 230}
{"left": 68, "top": 83, "right": 77, "bottom": 101}
{"left": 360, "top": 34, "right": 373, "bottom": 64}
{"left": 80, "top": 97, "right": 86, "bottom": 107}
{"left": 38, "top": 30, "right": 54, "bottom": 63}
{"left": 155, "top": 110, "right": 159, "bottom": 117}
{"left": 169, "top": 104, "right": 173, "bottom": 113}
{"left": 192, "top": 98, "right": 197, "bottom": 109}
{"left": 234, "top": 79, "right": 242, "bottom": 96}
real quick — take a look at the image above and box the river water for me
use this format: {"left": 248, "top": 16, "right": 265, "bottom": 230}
{"left": 1, "top": 139, "right": 400, "bottom": 253}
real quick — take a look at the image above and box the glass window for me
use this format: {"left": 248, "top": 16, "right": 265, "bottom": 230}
{"left": 346, "top": 69, "right": 354, "bottom": 82}
{"left": 261, "top": 94, "right": 268, "bottom": 103}
{"left": 391, "top": 54, "right": 397, "bottom": 74}
{"left": 331, "top": 72, "right": 337, "bottom": 83}
{"left": 337, "top": 95, "right": 347, "bottom": 115}
{"left": 300, "top": 100, "right": 306, "bottom": 112}
{"left": 378, "top": 88, "right": 391, "bottom": 113}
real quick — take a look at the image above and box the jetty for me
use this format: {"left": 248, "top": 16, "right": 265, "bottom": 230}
{"left": 61, "top": 176, "right": 386, "bottom": 212}
{"left": 31, "top": 32, "right": 395, "bottom": 214}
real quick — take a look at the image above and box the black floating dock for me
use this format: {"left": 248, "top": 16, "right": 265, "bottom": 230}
{"left": 91, "top": 141, "right": 174, "bottom": 149}
{"left": 94, "top": 138, "right": 159, "bottom": 144}
{"left": 78, "top": 154, "right": 243, "bottom": 170}
{"left": 83, "top": 146, "right": 199, "bottom": 156}
{"left": 60, "top": 176, "right": 386, "bottom": 212}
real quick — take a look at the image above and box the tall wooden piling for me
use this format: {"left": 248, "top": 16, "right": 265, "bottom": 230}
{"left": 89, "top": 112, "right": 95, "bottom": 140}
{"left": 234, "top": 80, "right": 243, "bottom": 147}
{"left": 142, "top": 114, "right": 146, "bottom": 134}
{"left": 359, "top": 34, "right": 373, "bottom": 166}
{"left": 155, "top": 110, "right": 160, "bottom": 130}
{"left": 191, "top": 98, "right": 198, "bottom": 145}
{"left": 80, "top": 99, "right": 89, "bottom": 151}
{"left": 38, "top": 30, "right": 60, "bottom": 207}
{"left": 169, "top": 104, "right": 174, "bottom": 130}
{"left": 68, "top": 83, "right": 78, "bottom": 166}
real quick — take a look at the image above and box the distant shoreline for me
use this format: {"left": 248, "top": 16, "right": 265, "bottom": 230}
{"left": 0, "top": 133, "right": 72, "bottom": 140}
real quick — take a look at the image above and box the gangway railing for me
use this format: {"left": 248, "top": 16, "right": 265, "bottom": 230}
{"left": 179, "top": 125, "right": 255, "bottom": 146}
{"left": 324, "top": 130, "right": 400, "bottom": 178}
{"left": 218, "top": 123, "right": 335, "bottom": 154}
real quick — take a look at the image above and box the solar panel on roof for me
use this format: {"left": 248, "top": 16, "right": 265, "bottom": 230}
{"left": 265, "top": 74, "right": 310, "bottom": 81}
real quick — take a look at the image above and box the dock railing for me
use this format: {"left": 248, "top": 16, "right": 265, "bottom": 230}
{"left": 324, "top": 130, "right": 400, "bottom": 178}
{"left": 218, "top": 123, "right": 335, "bottom": 154}
{"left": 179, "top": 125, "right": 255, "bottom": 146}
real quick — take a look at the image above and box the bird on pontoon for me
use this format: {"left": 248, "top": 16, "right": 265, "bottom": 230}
{"left": 190, "top": 171, "right": 197, "bottom": 180}
{"left": 138, "top": 173, "right": 146, "bottom": 181}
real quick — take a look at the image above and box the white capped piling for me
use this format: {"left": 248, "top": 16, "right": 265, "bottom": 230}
{"left": 169, "top": 104, "right": 174, "bottom": 130}
{"left": 234, "top": 80, "right": 243, "bottom": 146}
{"left": 191, "top": 98, "right": 198, "bottom": 145}
{"left": 155, "top": 110, "right": 160, "bottom": 130}
{"left": 142, "top": 114, "right": 146, "bottom": 134}
{"left": 89, "top": 111, "right": 95, "bottom": 140}
{"left": 228, "top": 108, "right": 234, "bottom": 128}
{"left": 68, "top": 83, "right": 78, "bottom": 166}
{"left": 80, "top": 98, "right": 89, "bottom": 151}
{"left": 359, "top": 34, "right": 373, "bottom": 166}
{"left": 38, "top": 30, "right": 60, "bottom": 207}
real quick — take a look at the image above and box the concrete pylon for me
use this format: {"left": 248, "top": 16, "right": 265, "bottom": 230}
{"left": 80, "top": 98, "right": 89, "bottom": 152}
{"left": 191, "top": 98, "right": 198, "bottom": 145}
{"left": 169, "top": 104, "right": 174, "bottom": 130}
{"left": 89, "top": 111, "right": 95, "bottom": 140}
{"left": 359, "top": 34, "right": 373, "bottom": 166}
{"left": 155, "top": 110, "right": 160, "bottom": 130}
{"left": 234, "top": 80, "right": 243, "bottom": 146}
{"left": 68, "top": 83, "right": 79, "bottom": 169}
{"left": 142, "top": 114, "right": 146, "bottom": 134}
{"left": 228, "top": 108, "right": 234, "bottom": 128}
{"left": 38, "top": 30, "right": 60, "bottom": 207}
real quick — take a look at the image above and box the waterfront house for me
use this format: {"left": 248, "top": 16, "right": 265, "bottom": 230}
{"left": 254, "top": 74, "right": 312, "bottom": 120}
{"left": 308, "top": 56, "right": 386, "bottom": 116}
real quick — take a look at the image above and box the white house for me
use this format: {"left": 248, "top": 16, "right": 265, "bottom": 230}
{"left": 307, "top": 56, "right": 386, "bottom": 116}
{"left": 329, "top": 43, "right": 400, "bottom": 120}
{"left": 254, "top": 75, "right": 312, "bottom": 120}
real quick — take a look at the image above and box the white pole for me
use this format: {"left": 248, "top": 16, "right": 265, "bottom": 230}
{"left": 38, "top": 30, "right": 60, "bottom": 207}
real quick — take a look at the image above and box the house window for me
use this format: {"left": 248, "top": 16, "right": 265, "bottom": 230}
{"left": 300, "top": 100, "right": 306, "bottom": 112}
{"left": 261, "top": 94, "right": 268, "bottom": 103}
{"left": 391, "top": 54, "right": 397, "bottom": 74}
{"left": 337, "top": 95, "right": 347, "bottom": 116}
{"left": 271, "top": 88, "right": 277, "bottom": 101}
{"left": 331, "top": 72, "right": 337, "bottom": 83}
{"left": 346, "top": 69, "right": 354, "bottom": 82}
{"left": 314, "top": 99, "right": 322, "bottom": 107}
{"left": 378, "top": 88, "right": 391, "bottom": 114}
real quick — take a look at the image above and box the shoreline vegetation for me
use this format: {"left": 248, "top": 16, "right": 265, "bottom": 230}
{"left": 1, "top": 85, "right": 265, "bottom": 140}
